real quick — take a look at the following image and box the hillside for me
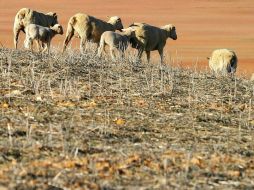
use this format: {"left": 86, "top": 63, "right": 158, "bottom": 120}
{"left": 0, "top": 48, "right": 254, "bottom": 189}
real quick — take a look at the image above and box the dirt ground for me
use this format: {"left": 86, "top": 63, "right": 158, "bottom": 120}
{"left": 0, "top": 0, "right": 253, "bottom": 75}
{"left": 0, "top": 47, "right": 254, "bottom": 189}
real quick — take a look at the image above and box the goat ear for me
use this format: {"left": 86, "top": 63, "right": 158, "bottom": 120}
{"left": 53, "top": 13, "right": 57, "bottom": 18}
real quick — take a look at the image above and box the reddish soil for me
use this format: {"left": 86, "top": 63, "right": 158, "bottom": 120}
{"left": 0, "top": 0, "right": 253, "bottom": 75}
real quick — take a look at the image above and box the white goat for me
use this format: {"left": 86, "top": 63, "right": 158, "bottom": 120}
{"left": 24, "top": 24, "right": 63, "bottom": 53}
{"left": 208, "top": 49, "right": 238, "bottom": 76}
{"left": 13, "top": 8, "right": 58, "bottom": 49}
{"left": 63, "top": 13, "right": 124, "bottom": 53}
{"left": 129, "top": 23, "right": 177, "bottom": 63}
{"left": 97, "top": 28, "right": 135, "bottom": 60}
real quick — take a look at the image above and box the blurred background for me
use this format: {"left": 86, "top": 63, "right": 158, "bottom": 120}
{"left": 0, "top": 0, "right": 253, "bottom": 75}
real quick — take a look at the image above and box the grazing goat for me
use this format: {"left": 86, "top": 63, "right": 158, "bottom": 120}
{"left": 97, "top": 27, "right": 135, "bottom": 60}
{"left": 13, "top": 8, "right": 58, "bottom": 49}
{"left": 63, "top": 13, "right": 123, "bottom": 53}
{"left": 129, "top": 22, "right": 177, "bottom": 63}
{"left": 208, "top": 49, "right": 237, "bottom": 76}
{"left": 24, "top": 24, "right": 63, "bottom": 53}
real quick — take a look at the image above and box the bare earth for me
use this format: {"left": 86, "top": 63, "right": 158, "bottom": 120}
{"left": 0, "top": 0, "right": 253, "bottom": 75}
{"left": 0, "top": 46, "right": 254, "bottom": 189}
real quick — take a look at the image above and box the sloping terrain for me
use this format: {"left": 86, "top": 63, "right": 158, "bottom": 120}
{"left": 0, "top": 48, "right": 253, "bottom": 189}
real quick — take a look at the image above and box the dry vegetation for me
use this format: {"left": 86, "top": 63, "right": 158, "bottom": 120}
{"left": 0, "top": 46, "right": 254, "bottom": 190}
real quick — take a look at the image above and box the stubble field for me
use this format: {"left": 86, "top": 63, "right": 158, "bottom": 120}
{"left": 0, "top": 0, "right": 254, "bottom": 189}
{"left": 0, "top": 47, "right": 253, "bottom": 189}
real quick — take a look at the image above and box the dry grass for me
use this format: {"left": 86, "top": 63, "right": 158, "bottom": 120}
{"left": 0, "top": 46, "right": 254, "bottom": 190}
